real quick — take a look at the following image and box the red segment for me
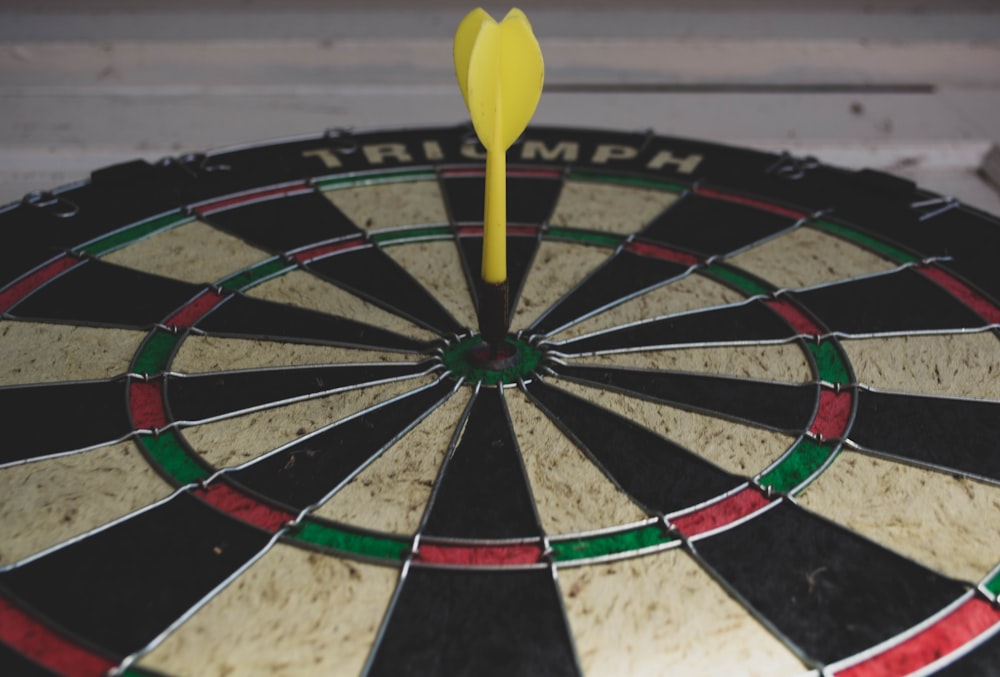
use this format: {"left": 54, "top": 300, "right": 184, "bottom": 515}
{"left": 164, "top": 288, "right": 229, "bottom": 328}
{"left": 625, "top": 241, "right": 701, "bottom": 266}
{"left": 291, "top": 237, "right": 367, "bottom": 263}
{"left": 193, "top": 183, "right": 311, "bottom": 216}
{"left": 693, "top": 186, "right": 808, "bottom": 220}
{"left": 834, "top": 596, "right": 1000, "bottom": 677}
{"left": 508, "top": 168, "right": 563, "bottom": 179}
{"left": 671, "top": 487, "right": 772, "bottom": 537}
{"left": 129, "top": 379, "right": 168, "bottom": 430}
{"left": 810, "top": 387, "right": 853, "bottom": 439}
{"left": 918, "top": 264, "right": 1000, "bottom": 325}
{"left": 415, "top": 542, "right": 543, "bottom": 566}
{"left": 440, "top": 167, "right": 484, "bottom": 178}
{"left": 0, "top": 595, "right": 116, "bottom": 677}
{"left": 193, "top": 482, "right": 296, "bottom": 533}
{"left": 764, "top": 298, "right": 824, "bottom": 335}
{"left": 0, "top": 254, "right": 81, "bottom": 313}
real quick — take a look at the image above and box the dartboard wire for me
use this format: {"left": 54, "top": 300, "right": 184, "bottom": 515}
{"left": 114, "top": 527, "right": 290, "bottom": 677}
{"left": 977, "top": 562, "right": 1000, "bottom": 604}
{"left": 183, "top": 174, "right": 463, "bottom": 338}
{"left": 544, "top": 366, "right": 823, "bottom": 434}
{"left": 683, "top": 492, "right": 999, "bottom": 676}
{"left": 283, "top": 243, "right": 460, "bottom": 337}
{"left": 199, "top": 372, "right": 457, "bottom": 478}
{"left": 520, "top": 372, "right": 759, "bottom": 524}
{"left": 533, "top": 270, "right": 864, "bottom": 539}
{"left": 524, "top": 183, "right": 826, "bottom": 339}
{"left": 523, "top": 237, "right": 703, "bottom": 340}
{"left": 0, "top": 374, "right": 142, "bottom": 470}
{"left": 404, "top": 382, "right": 554, "bottom": 570}
{"left": 435, "top": 162, "right": 557, "bottom": 321}
{"left": 823, "top": 586, "right": 1000, "bottom": 677}
{"left": 838, "top": 438, "right": 1000, "bottom": 489}
{"left": 0, "top": 487, "right": 186, "bottom": 574}
{"left": 409, "top": 380, "right": 480, "bottom": 541}
{"left": 676, "top": 507, "right": 824, "bottom": 674}
{"left": 356, "top": 383, "right": 479, "bottom": 676}
{"left": 544, "top": 556, "right": 588, "bottom": 677}
{"left": 0, "top": 252, "right": 87, "bottom": 317}
{"left": 158, "top": 360, "right": 440, "bottom": 428}
{"left": 1, "top": 380, "right": 463, "bottom": 669}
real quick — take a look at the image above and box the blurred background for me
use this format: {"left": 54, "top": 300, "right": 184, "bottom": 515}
{"left": 2, "top": 0, "right": 999, "bottom": 211}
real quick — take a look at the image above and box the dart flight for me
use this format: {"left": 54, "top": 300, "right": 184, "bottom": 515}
{"left": 454, "top": 7, "right": 544, "bottom": 345}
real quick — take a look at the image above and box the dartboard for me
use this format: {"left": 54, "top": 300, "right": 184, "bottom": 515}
{"left": 1, "top": 125, "right": 999, "bottom": 677}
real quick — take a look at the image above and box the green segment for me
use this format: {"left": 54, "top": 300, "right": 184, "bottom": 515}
{"left": 441, "top": 335, "right": 544, "bottom": 386}
{"left": 138, "top": 430, "right": 210, "bottom": 485}
{"left": 371, "top": 225, "right": 452, "bottom": 246}
{"left": 315, "top": 169, "right": 436, "bottom": 191}
{"left": 983, "top": 568, "right": 1000, "bottom": 597}
{"left": 701, "top": 263, "right": 775, "bottom": 297}
{"left": 76, "top": 211, "right": 193, "bottom": 257}
{"left": 551, "top": 524, "right": 675, "bottom": 563}
{"left": 567, "top": 170, "right": 686, "bottom": 194}
{"left": 812, "top": 220, "right": 919, "bottom": 264}
{"left": 218, "top": 257, "right": 293, "bottom": 292}
{"left": 807, "top": 340, "right": 852, "bottom": 385}
{"left": 546, "top": 227, "right": 623, "bottom": 249}
{"left": 758, "top": 438, "right": 838, "bottom": 495}
{"left": 291, "top": 519, "right": 409, "bottom": 562}
{"left": 132, "top": 330, "right": 182, "bottom": 375}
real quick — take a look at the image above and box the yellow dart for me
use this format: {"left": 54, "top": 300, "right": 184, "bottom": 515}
{"left": 454, "top": 7, "right": 544, "bottom": 347}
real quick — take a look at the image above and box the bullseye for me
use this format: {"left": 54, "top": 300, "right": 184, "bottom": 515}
{"left": 439, "top": 334, "right": 544, "bottom": 386}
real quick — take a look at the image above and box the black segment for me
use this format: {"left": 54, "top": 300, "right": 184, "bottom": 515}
{"left": 368, "top": 568, "right": 580, "bottom": 677}
{"left": 167, "top": 362, "right": 430, "bottom": 423}
{"left": 306, "top": 247, "right": 463, "bottom": 334}
{"left": 196, "top": 293, "right": 428, "bottom": 352}
{"left": 531, "top": 251, "right": 689, "bottom": 336}
{"left": 554, "top": 299, "right": 794, "bottom": 355}
{"left": 640, "top": 193, "right": 797, "bottom": 256}
{"left": 457, "top": 233, "right": 539, "bottom": 319}
{"left": 422, "top": 389, "right": 540, "bottom": 539}
{"left": 441, "top": 176, "right": 563, "bottom": 224}
{"left": 788, "top": 268, "right": 986, "bottom": 335}
{"left": 0, "top": 491, "right": 269, "bottom": 657}
{"left": 554, "top": 364, "right": 817, "bottom": 432}
{"left": 694, "top": 501, "right": 967, "bottom": 664}
{"left": 933, "top": 632, "right": 1000, "bottom": 677}
{"left": 0, "top": 380, "right": 131, "bottom": 464}
{"left": 524, "top": 379, "right": 741, "bottom": 514}
{"left": 850, "top": 390, "right": 1000, "bottom": 481}
{"left": 203, "top": 191, "right": 362, "bottom": 253}
{"left": 228, "top": 380, "right": 454, "bottom": 510}
{"left": 10, "top": 259, "right": 204, "bottom": 328}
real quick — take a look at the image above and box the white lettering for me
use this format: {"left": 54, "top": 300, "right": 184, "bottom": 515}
{"left": 521, "top": 140, "right": 579, "bottom": 162}
{"left": 422, "top": 140, "right": 445, "bottom": 161}
{"left": 362, "top": 143, "right": 414, "bottom": 165}
{"left": 301, "top": 148, "right": 342, "bottom": 169}
{"left": 591, "top": 144, "right": 638, "bottom": 164}
{"left": 646, "top": 150, "right": 703, "bottom": 175}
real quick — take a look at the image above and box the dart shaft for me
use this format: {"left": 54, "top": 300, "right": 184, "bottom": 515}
{"left": 478, "top": 278, "right": 510, "bottom": 348}
{"left": 481, "top": 138, "right": 507, "bottom": 285}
